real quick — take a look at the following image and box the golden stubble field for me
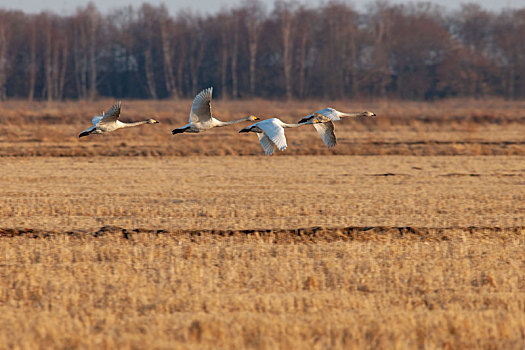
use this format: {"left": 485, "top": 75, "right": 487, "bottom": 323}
{"left": 1, "top": 156, "right": 524, "bottom": 231}
{"left": 1, "top": 98, "right": 525, "bottom": 348}
{"left": 1, "top": 155, "right": 524, "bottom": 349}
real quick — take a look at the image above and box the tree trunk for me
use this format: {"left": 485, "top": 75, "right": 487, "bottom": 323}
{"left": 231, "top": 18, "right": 239, "bottom": 99}
{"left": 144, "top": 49, "right": 157, "bottom": 99}
{"left": 282, "top": 16, "right": 293, "bottom": 100}
{"left": 0, "top": 17, "right": 11, "bottom": 101}
{"left": 58, "top": 39, "right": 68, "bottom": 100}
{"left": 348, "top": 32, "right": 358, "bottom": 98}
{"left": 74, "top": 20, "right": 88, "bottom": 99}
{"left": 247, "top": 19, "right": 260, "bottom": 96}
{"left": 52, "top": 41, "right": 60, "bottom": 99}
{"left": 27, "top": 22, "right": 37, "bottom": 101}
{"left": 297, "top": 29, "right": 307, "bottom": 98}
{"left": 220, "top": 21, "right": 229, "bottom": 99}
{"left": 160, "top": 20, "right": 175, "bottom": 96}
{"left": 189, "top": 35, "right": 205, "bottom": 96}
{"left": 88, "top": 11, "right": 97, "bottom": 100}
{"left": 44, "top": 21, "right": 53, "bottom": 102}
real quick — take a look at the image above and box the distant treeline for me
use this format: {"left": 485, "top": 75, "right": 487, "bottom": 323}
{"left": 0, "top": 1, "right": 524, "bottom": 101}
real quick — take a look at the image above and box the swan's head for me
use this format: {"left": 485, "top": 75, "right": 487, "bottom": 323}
{"left": 361, "top": 111, "right": 376, "bottom": 117}
{"left": 147, "top": 119, "right": 160, "bottom": 124}
{"left": 247, "top": 115, "right": 260, "bottom": 121}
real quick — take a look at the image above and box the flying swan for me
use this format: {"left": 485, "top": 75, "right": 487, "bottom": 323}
{"left": 239, "top": 117, "right": 320, "bottom": 155}
{"left": 298, "top": 109, "right": 376, "bottom": 148}
{"left": 79, "top": 101, "right": 159, "bottom": 138}
{"left": 172, "top": 87, "right": 259, "bottom": 134}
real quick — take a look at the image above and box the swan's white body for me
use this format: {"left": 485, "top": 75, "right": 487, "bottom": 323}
{"left": 79, "top": 102, "right": 159, "bottom": 138}
{"left": 172, "top": 87, "right": 258, "bottom": 134}
{"left": 239, "top": 117, "right": 318, "bottom": 155}
{"left": 298, "top": 109, "right": 376, "bottom": 148}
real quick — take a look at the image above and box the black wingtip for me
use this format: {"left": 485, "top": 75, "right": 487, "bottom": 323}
{"left": 172, "top": 129, "right": 182, "bottom": 135}
{"left": 78, "top": 131, "right": 90, "bottom": 138}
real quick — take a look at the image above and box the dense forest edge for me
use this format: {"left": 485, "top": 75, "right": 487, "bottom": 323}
{"left": 0, "top": 1, "right": 524, "bottom": 101}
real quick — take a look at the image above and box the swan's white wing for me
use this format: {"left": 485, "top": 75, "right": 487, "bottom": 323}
{"left": 313, "top": 121, "right": 336, "bottom": 148}
{"left": 81, "top": 125, "right": 96, "bottom": 134}
{"left": 98, "top": 102, "right": 122, "bottom": 125}
{"left": 315, "top": 108, "right": 341, "bottom": 121}
{"left": 298, "top": 108, "right": 339, "bottom": 124}
{"left": 258, "top": 120, "right": 287, "bottom": 151}
{"left": 91, "top": 115, "right": 103, "bottom": 125}
{"left": 257, "top": 133, "right": 275, "bottom": 155}
{"left": 189, "top": 87, "right": 213, "bottom": 123}
{"left": 79, "top": 125, "right": 96, "bottom": 137}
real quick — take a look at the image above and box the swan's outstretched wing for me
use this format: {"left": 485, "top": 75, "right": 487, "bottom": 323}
{"left": 91, "top": 115, "right": 103, "bottom": 125}
{"left": 298, "top": 108, "right": 340, "bottom": 124}
{"left": 98, "top": 102, "right": 122, "bottom": 125}
{"left": 79, "top": 125, "right": 95, "bottom": 138}
{"left": 257, "top": 133, "right": 275, "bottom": 155}
{"left": 258, "top": 120, "right": 287, "bottom": 151}
{"left": 313, "top": 121, "right": 336, "bottom": 148}
{"left": 314, "top": 108, "right": 341, "bottom": 121}
{"left": 189, "top": 87, "right": 213, "bottom": 123}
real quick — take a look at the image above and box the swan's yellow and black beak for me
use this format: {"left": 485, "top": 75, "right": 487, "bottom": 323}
{"left": 153, "top": 120, "right": 160, "bottom": 123}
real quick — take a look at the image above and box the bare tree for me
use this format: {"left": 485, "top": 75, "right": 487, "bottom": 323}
{"left": 275, "top": 1, "right": 297, "bottom": 100}
{"left": 26, "top": 16, "right": 39, "bottom": 101}
{"left": 86, "top": 4, "right": 99, "bottom": 100}
{"left": 230, "top": 12, "right": 240, "bottom": 99}
{"left": 493, "top": 9, "right": 525, "bottom": 99}
{"left": 453, "top": 4, "right": 495, "bottom": 98}
{"left": 240, "top": 0, "right": 266, "bottom": 96}
{"left": 43, "top": 15, "right": 54, "bottom": 101}
{"left": 186, "top": 16, "right": 206, "bottom": 96}
{"left": 0, "top": 2, "right": 523, "bottom": 100}
{"left": 0, "top": 12, "right": 12, "bottom": 100}
{"left": 139, "top": 4, "right": 160, "bottom": 99}
{"left": 159, "top": 8, "right": 176, "bottom": 97}
{"left": 293, "top": 6, "right": 315, "bottom": 98}
{"left": 218, "top": 12, "right": 230, "bottom": 99}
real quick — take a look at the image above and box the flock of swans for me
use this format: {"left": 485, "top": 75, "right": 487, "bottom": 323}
{"left": 79, "top": 87, "right": 376, "bottom": 155}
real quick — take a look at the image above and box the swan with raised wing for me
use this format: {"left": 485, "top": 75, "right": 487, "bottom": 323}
{"left": 172, "top": 87, "right": 259, "bottom": 134}
{"left": 79, "top": 102, "right": 159, "bottom": 138}
{"left": 298, "top": 109, "right": 375, "bottom": 148}
{"left": 239, "top": 117, "right": 320, "bottom": 155}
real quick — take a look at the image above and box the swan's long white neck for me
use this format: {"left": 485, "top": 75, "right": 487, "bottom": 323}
{"left": 282, "top": 120, "right": 315, "bottom": 128}
{"left": 119, "top": 120, "right": 150, "bottom": 128}
{"left": 339, "top": 112, "right": 363, "bottom": 118}
{"left": 215, "top": 117, "right": 252, "bottom": 127}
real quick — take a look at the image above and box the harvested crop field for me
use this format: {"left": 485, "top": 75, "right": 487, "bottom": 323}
{"left": 1, "top": 99, "right": 524, "bottom": 348}
{"left": 1, "top": 156, "right": 524, "bottom": 230}
{"left": 1, "top": 155, "right": 525, "bottom": 348}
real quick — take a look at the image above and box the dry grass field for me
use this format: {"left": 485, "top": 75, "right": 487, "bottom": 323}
{"left": 0, "top": 98, "right": 524, "bottom": 156}
{"left": 1, "top": 99, "right": 524, "bottom": 348}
